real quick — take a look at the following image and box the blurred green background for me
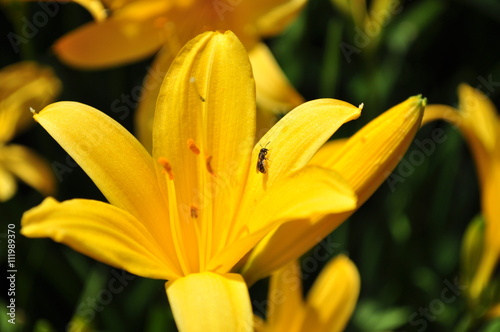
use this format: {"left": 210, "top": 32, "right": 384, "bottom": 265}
{"left": 1, "top": 0, "right": 499, "bottom": 331}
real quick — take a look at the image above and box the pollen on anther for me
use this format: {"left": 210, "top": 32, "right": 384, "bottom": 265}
{"left": 187, "top": 139, "right": 201, "bottom": 155}
{"left": 158, "top": 157, "right": 174, "bottom": 180}
{"left": 206, "top": 155, "right": 215, "bottom": 176}
{"left": 190, "top": 206, "right": 198, "bottom": 219}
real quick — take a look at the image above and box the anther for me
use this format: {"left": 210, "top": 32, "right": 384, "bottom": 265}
{"left": 187, "top": 139, "right": 201, "bottom": 155}
{"left": 190, "top": 206, "right": 198, "bottom": 219}
{"left": 30, "top": 107, "right": 37, "bottom": 115}
{"left": 206, "top": 155, "right": 215, "bottom": 176}
{"left": 158, "top": 157, "right": 174, "bottom": 180}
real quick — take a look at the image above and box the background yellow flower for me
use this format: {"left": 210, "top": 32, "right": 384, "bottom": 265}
{"left": 0, "top": 61, "right": 59, "bottom": 201}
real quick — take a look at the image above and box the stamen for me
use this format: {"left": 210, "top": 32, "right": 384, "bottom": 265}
{"left": 190, "top": 206, "right": 199, "bottom": 219}
{"left": 187, "top": 138, "right": 201, "bottom": 155}
{"left": 189, "top": 77, "right": 205, "bottom": 102}
{"left": 158, "top": 157, "right": 174, "bottom": 180}
{"left": 205, "top": 155, "right": 215, "bottom": 176}
{"left": 29, "top": 107, "right": 37, "bottom": 115}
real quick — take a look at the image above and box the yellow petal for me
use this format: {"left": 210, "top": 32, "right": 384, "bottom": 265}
{"left": 245, "top": 213, "right": 352, "bottom": 286}
{"left": 0, "top": 164, "right": 17, "bottom": 202}
{"left": 234, "top": 0, "right": 295, "bottom": 32}
{"left": 21, "top": 197, "right": 180, "bottom": 279}
{"left": 53, "top": 14, "right": 166, "bottom": 68}
{"left": 153, "top": 31, "right": 256, "bottom": 271}
{"left": 266, "top": 261, "right": 305, "bottom": 332}
{"left": 486, "top": 303, "right": 500, "bottom": 319}
{"left": 458, "top": 84, "right": 499, "bottom": 152}
{"left": 215, "top": 166, "right": 357, "bottom": 275}
{"left": 423, "top": 104, "right": 492, "bottom": 192}
{"left": 246, "top": 166, "right": 357, "bottom": 233}
{"left": 243, "top": 96, "right": 424, "bottom": 284}
{"left": 243, "top": 99, "right": 361, "bottom": 208}
{"left": 249, "top": 43, "right": 305, "bottom": 116}
{"left": 17, "top": 1, "right": 107, "bottom": 21}
{"left": 308, "top": 138, "right": 348, "bottom": 167}
{"left": 166, "top": 272, "right": 253, "bottom": 332}
{"left": 135, "top": 44, "right": 177, "bottom": 152}
{"left": 0, "top": 61, "right": 60, "bottom": 142}
{"left": 421, "top": 104, "right": 459, "bottom": 126}
{"left": 471, "top": 137, "right": 500, "bottom": 300}
{"left": 303, "top": 255, "right": 360, "bottom": 332}
{"left": 483, "top": 135, "right": 500, "bottom": 253}
{"left": 0, "top": 144, "right": 55, "bottom": 197}
{"left": 314, "top": 95, "right": 426, "bottom": 204}
{"left": 72, "top": 0, "right": 108, "bottom": 21}
{"left": 32, "top": 102, "right": 170, "bottom": 239}
{"left": 254, "top": 0, "right": 307, "bottom": 37}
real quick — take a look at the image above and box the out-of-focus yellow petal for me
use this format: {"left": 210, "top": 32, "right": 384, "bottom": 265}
{"left": 254, "top": 316, "right": 267, "bottom": 332}
{"left": 234, "top": 0, "right": 293, "bottom": 31}
{"left": 303, "top": 255, "right": 360, "bottom": 332}
{"left": 254, "top": 0, "right": 307, "bottom": 37}
{"left": 423, "top": 103, "right": 492, "bottom": 192}
{"left": 365, "top": 0, "right": 398, "bottom": 31}
{"left": 0, "top": 61, "right": 60, "bottom": 142}
{"left": 19, "top": 0, "right": 108, "bottom": 21}
{"left": 32, "top": 102, "right": 170, "bottom": 239}
{"left": 216, "top": 166, "right": 356, "bottom": 275}
{"left": 135, "top": 43, "right": 177, "bottom": 152}
{"left": 21, "top": 197, "right": 180, "bottom": 279}
{"left": 249, "top": 43, "right": 304, "bottom": 117}
{"left": 0, "top": 164, "right": 16, "bottom": 202}
{"left": 0, "top": 144, "right": 55, "bottom": 197}
{"left": 166, "top": 272, "right": 253, "bottom": 332}
{"left": 53, "top": 14, "right": 167, "bottom": 68}
{"left": 72, "top": 0, "right": 108, "bottom": 21}
{"left": 471, "top": 137, "right": 500, "bottom": 300}
{"left": 316, "top": 95, "right": 425, "bottom": 204}
{"left": 458, "top": 84, "right": 499, "bottom": 152}
{"left": 421, "top": 104, "right": 459, "bottom": 126}
{"left": 265, "top": 261, "right": 305, "bottom": 332}
{"left": 484, "top": 135, "right": 500, "bottom": 255}
{"left": 486, "top": 303, "right": 500, "bottom": 319}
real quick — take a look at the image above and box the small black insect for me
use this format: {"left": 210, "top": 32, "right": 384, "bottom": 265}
{"left": 257, "top": 142, "right": 270, "bottom": 174}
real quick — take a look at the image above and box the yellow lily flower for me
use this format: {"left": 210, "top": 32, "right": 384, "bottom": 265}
{"left": 242, "top": 95, "right": 426, "bottom": 284}
{"left": 423, "top": 84, "right": 500, "bottom": 303}
{"left": 254, "top": 255, "right": 360, "bottom": 332}
{"left": 21, "top": 31, "right": 361, "bottom": 331}
{"left": 0, "top": 61, "right": 59, "bottom": 201}
{"left": 24, "top": 0, "right": 306, "bottom": 149}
